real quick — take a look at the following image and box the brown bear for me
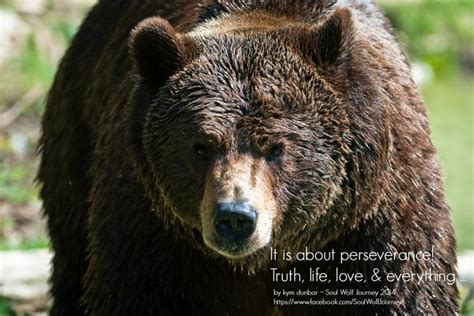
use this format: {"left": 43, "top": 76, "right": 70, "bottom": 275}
{"left": 38, "top": 0, "right": 458, "bottom": 315}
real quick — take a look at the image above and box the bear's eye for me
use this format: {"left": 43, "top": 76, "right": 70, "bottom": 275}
{"left": 193, "top": 144, "right": 209, "bottom": 159}
{"left": 266, "top": 144, "right": 284, "bottom": 162}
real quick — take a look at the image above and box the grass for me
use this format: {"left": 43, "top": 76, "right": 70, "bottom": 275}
{"left": 0, "top": 165, "right": 36, "bottom": 204}
{"left": 381, "top": 1, "right": 474, "bottom": 75}
{"left": 0, "top": 297, "right": 13, "bottom": 316}
{"left": 0, "top": 238, "right": 49, "bottom": 251}
{"left": 422, "top": 74, "right": 474, "bottom": 251}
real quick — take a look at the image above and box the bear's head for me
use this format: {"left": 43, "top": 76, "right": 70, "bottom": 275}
{"left": 128, "top": 7, "right": 389, "bottom": 269}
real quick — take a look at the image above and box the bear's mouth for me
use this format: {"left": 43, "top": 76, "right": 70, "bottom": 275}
{"left": 203, "top": 226, "right": 272, "bottom": 259}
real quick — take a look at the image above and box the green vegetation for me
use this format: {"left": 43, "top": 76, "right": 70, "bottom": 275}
{"left": 422, "top": 75, "right": 474, "bottom": 250}
{"left": 0, "top": 5, "right": 81, "bottom": 252}
{"left": 381, "top": 0, "right": 474, "bottom": 75}
{"left": 0, "top": 297, "right": 14, "bottom": 316}
{"left": 0, "top": 238, "right": 49, "bottom": 251}
{"left": 15, "top": 36, "right": 55, "bottom": 90}
{"left": 0, "top": 165, "right": 37, "bottom": 204}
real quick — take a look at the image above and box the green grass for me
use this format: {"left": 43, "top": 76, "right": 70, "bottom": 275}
{"left": 422, "top": 75, "right": 474, "bottom": 251}
{"left": 0, "top": 237, "right": 49, "bottom": 251}
{"left": 0, "top": 297, "right": 14, "bottom": 316}
{"left": 0, "top": 165, "right": 36, "bottom": 205}
{"left": 381, "top": 1, "right": 474, "bottom": 76}
{"left": 15, "top": 35, "right": 56, "bottom": 90}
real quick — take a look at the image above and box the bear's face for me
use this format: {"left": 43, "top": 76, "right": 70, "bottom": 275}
{"left": 130, "top": 10, "right": 352, "bottom": 265}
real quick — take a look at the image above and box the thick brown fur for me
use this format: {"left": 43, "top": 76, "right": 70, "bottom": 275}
{"left": 38, "top": 0, "right": 458, "bottom": 315}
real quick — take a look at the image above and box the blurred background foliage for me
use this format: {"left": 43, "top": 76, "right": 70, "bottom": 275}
{"left": 0, "top": 0, "right": 472, "bottom": 313}
{"left": 1, "top": 0, "right": 93, "bottom": 252}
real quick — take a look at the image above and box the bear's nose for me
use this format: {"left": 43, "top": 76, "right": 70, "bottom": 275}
{"left": 213, "top": 202, "right": 257, "bottom": 243}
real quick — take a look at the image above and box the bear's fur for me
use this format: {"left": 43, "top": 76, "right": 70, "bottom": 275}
{"left": 38, "top": 0, "right": 458, "bottom": 315}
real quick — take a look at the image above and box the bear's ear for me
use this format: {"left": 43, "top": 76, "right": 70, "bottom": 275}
{"left": 305, "top": 8, "right": 353, "bottom": 68}
{"left": 130, "top": 17, "right": 184, "bottom": 87}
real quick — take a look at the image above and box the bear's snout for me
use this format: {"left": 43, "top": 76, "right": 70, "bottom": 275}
{"left": 213, "top": 202, "right": 257, "bottom": 243}
{"left": 201, "top": 155, "right": 275, "bottom": 258}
